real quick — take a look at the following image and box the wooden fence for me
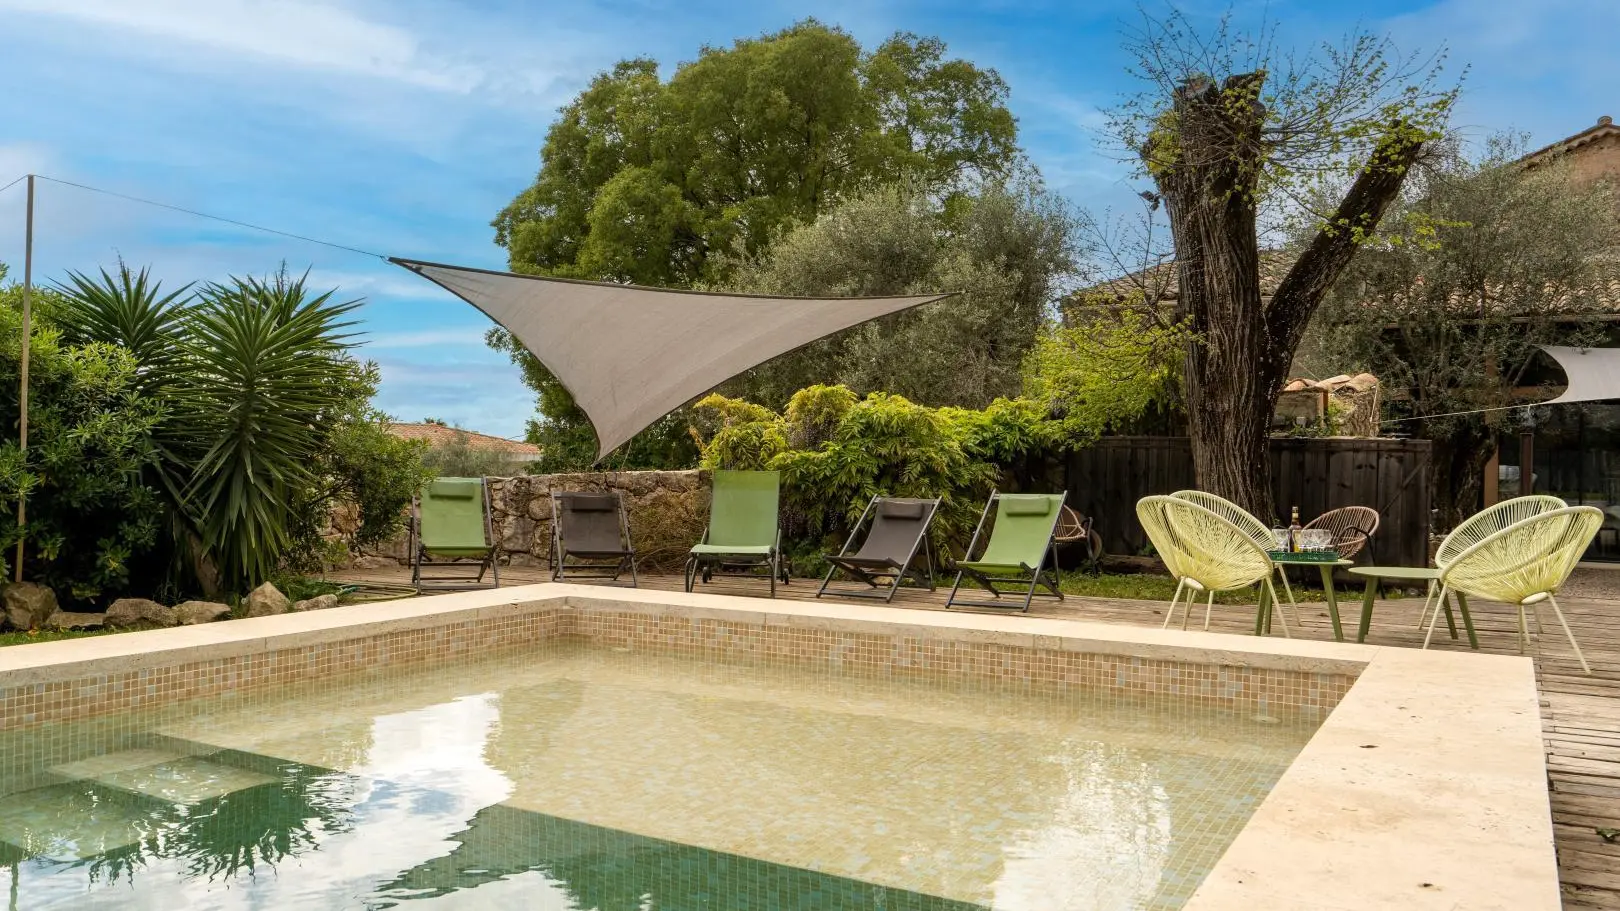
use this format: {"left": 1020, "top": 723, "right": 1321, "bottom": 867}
{"left": 1061, "top": 436, "right": 1433, "bottom": 568}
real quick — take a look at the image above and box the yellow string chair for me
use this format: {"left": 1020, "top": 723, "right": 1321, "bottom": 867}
{"left": 1303, "top": 506, "right": 1380, "bottom": 560}
{"left": 1417, "top": 495, "right": 1569, "bottom": 631}
{"left": 1428, "top": 506, "right": 1601, "bottom": 674}
{"left": 1169, "top": 490, "right": 1301, "bottom": 627}
{"left": 1138, "top": 495, "right": 1287, "bottom": 636}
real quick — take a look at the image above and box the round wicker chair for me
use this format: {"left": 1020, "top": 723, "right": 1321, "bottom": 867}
{"left": 1416, "top": 495, "right": 1568, "bottom": 632}
{"left": 1430, "top": 506, "right": 1601, "bottom": 674}
{"left": 1170, "top": 490, "right": 1301, "bottom": 625}
{"left": 1303, "top": 506, "right": 1380, "bottom": 560}
{"left": 1138, "top": 495, "right": 1286, "bottom": 636}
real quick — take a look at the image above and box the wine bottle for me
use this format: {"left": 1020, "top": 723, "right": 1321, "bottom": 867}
{"left": 1288, "top": 507, "right": 1303, "bottom": 553}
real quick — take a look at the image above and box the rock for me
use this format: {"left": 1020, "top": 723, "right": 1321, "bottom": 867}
{"left": 45, "top": 611, "right": 105, "bottom": 630}
{"left": 243, "top": 582, "right": 290, "bottom": 618}
{"left": 173, "top": 600, "right": 231, "bottom": 625}
{"left": 3, "top": 582, "right": 59, "bottom": 630}
{"left": 105, "top": 598, "right": 177, "bottom": 628}
{"left": 290, "top": 594, "right": 339, "bottom": 612}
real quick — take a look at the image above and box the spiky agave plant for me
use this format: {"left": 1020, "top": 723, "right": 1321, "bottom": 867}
{"left": 173, "top": 270, "right": 360, "bottom": 591}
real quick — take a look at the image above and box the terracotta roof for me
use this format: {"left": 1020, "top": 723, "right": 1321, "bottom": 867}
{"left": 1518, "top": 116, "right": 1620, "bottom": 168}
{"left": 1077, "top": 249, "right": 1296, "bottom": 306}
{"left": 386, "top": 423, "right": 541, "bottom": 457}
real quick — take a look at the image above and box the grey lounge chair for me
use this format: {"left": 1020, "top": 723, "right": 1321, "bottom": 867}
{"left": 550, "top": 491, "right": 638, "bottom": 586}
{"left": 816, "top": 496, "right": 940, "bottom": 603}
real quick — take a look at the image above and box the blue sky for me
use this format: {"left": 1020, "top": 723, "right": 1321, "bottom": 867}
{"left": 2, "top": 0, "right": 1617, "bottom": 438}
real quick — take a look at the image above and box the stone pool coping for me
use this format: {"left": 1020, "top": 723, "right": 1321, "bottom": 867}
{"left": 0, "top": 583, "right": 1557, "bottom": 910}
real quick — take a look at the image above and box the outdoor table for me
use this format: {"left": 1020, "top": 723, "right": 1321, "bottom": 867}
{"left": 1347, "top": 566, "right": 1478, "bottom": 649}
{"left": 1258, "top": 554, "right": 1354, "bottom": 640}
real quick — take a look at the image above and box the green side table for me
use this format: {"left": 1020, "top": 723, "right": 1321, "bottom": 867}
{"left": 1346, "top": 565, "right": 1478, "bottom": 648}
{"left": 1262, "top": 555, "right": 1354, "bottom": 641}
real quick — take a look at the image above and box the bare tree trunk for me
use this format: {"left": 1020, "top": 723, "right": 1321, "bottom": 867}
{"left": 1153, "top": 74, "right": 1273, "bottom": 518}
{"left": 1149, "top": 73, "right": 1426, "bottom": 521}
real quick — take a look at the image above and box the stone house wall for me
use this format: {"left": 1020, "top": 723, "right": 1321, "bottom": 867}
{"left": 355, "top": 470, "right": 709, "bottom": 573}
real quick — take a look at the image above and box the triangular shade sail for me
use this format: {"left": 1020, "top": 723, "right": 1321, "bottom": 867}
{"left": 391, "top": 258, "right": 952, "bottom": 460}
{"left": 1539, "top": 346, "right": 1620, "bottom": 406}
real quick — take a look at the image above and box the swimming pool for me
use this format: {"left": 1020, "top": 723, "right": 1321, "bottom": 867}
{"left": 0, "top": 585, "right": 1559, "bottom": 910}
{"left": 0, "top": 640, "right": 1318, "bottom": 909}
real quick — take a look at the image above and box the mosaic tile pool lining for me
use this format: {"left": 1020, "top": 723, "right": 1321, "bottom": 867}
{"left": 0, "top": 600, "right": 1356, "bottom": 733}
{"left": 0, "top": 642, "right": 1321, "bottom": 909}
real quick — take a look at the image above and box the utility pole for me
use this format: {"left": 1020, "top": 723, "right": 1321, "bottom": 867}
{"left": 14, "top": 175, "right": 33, "bottom": 583}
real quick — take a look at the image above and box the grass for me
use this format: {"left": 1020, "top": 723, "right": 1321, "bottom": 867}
{"left": 1052, "top": 571, "right": 1404, "bottom": 604}
{"left": 0, "top": 627, "right": 120, "bottom": 648}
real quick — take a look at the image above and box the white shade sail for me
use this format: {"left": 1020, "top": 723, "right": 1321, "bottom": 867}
{"left": 1539, "top": 346, "right": 1620, "bottom": 406}
{"left": 392, "top": 258, "right": 952, "bottom": 461}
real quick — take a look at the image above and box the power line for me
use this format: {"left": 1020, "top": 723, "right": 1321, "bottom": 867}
{"left": 32, "top": 174, "right": 390, "bottom": 261}
{"left": 0, "top": 174, "right": 27, "bottom": 196}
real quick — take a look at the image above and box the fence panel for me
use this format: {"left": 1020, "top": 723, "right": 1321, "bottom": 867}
{"left": 1064, "top": 437, "right": 1432, "bottom": 567}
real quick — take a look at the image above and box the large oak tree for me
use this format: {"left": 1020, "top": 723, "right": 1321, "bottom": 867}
{"left": 1109, "top": 13, "right": 1455, "bottom": 518}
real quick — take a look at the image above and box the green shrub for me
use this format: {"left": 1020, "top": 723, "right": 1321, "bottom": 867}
{"left": 695, "top": 385, "right": 1065, "bottom": 554}
{"left": 0, "top": 297, "right": 165, "bottom": 603}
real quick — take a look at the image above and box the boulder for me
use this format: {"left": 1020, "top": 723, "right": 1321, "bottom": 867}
{"left": 290, "top": 593, "right": 339, "bottom": 612}
{"left": 105, "top": 598, "right": 177, "bottom": 628}
{"left": 45, "top": 611, "right": 105, "bottom": 630}
{"left": 3, "top": 582, "right": 59, "bottom": 630}
{"left": 173, "top": 600, "right": 232, "bottom": 625}
{"left": 243, "top": 582, "right": 290, "bottom": 618}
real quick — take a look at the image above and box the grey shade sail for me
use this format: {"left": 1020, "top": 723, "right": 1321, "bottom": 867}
{"left": 390, "top": 258, "right": 953, "bottom": 461}
{"left": 1539, "top": 346, "right": 1620, "bottom": 405}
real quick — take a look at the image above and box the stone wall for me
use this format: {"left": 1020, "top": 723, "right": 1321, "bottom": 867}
{"left": 358, "top": 470, "right": 709, "bottom": 573}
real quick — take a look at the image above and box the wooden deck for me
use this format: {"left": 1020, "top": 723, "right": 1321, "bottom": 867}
{"left": 329, "top": 563, "right": 1620, "bottom": 909}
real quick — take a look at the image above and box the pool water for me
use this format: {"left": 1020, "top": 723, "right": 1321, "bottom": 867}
{"left": 0, "top": 644, "right": 1319, "bottom": 909}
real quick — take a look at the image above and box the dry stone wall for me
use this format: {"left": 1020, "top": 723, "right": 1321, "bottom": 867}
{"left": 358, "top": 470, "right": 709, "bottom": 573}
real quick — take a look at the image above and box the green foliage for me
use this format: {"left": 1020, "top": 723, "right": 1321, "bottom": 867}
{"left": 719, "top": 181, "right": 1080, "bottom": 410}
{"left": 0, "top": 290, "right": 165, "bottom": 603}
{"left": 53, "top": 264, "right": 426, "bottom": 597}
{"left": 494, "top": 21, "right": 1019, "bottom": 286}
{"left": 1301, "top": 134, "right": 1620, "bottom": 522}
{"left": 693, "top": 384, "right": 1062, "bottom": 553}
{"left": 488, "top": 21, "right": 1023, "bottom": 464}
{"left": 1021, "top": 307, "right": 1188, "bottom": 441}
{"left": 417, "top": 428, "right": 528, "bottom": 480}
{"left": 284, "top": 364, "right": 431, "bottom": 574}
{"left": 53, "top": 264, "right": 191, "bottom": 392}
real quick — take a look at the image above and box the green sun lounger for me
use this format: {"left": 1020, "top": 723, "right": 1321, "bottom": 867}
{"left": 945, "top": 490, "right": 1066, "bottom": 611}
{"left": 410, "top": 477, "right": 501, "bottom": 590}
{"left": 685, "top": 470, "right": 788, "bottom": 597}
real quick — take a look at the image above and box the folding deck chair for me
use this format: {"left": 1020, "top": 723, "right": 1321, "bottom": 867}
{"left": 945, "top": 491, "right": 1067, "bottom": 611}
{"left": 410, "top": 477, "right": 501, "bottom": 590}
{"left": 816, "top": 496, "right": 940, "bottom": 602}
{"left": 550, "top": 491, "right": 638, "bottom": 586}
{"left": 685, "top": 470, "right": 789, "bottom": 597}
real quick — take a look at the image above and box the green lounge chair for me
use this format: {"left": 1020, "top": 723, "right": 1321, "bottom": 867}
{"left": 817, "top": 496, "right": 939, "bottom": 603}
{"left": 946, "top": 490, "right": 1067, "bottom": 611}
{"left": 685, "top": 470, "right": 788, "bottom": 597}
{"left": 410, "top": 477, "right": 501, "bottom": 590}
{"left": 549, "top": 490, "right": 638, "bottom": 586}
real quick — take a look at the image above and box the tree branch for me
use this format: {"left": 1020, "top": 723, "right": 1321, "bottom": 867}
{"left": 1265, "top": 126, "right": 1427, "bottom": 386}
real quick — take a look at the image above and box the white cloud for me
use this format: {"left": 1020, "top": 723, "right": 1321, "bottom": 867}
{"left": 0, "top": 143, "right": 50, "bottom": 184}
{"left": 0, "top": 0, "right": 482, "bottom": 91}
{"left": 365, "top": 327, "right": 490, "bottom": 349}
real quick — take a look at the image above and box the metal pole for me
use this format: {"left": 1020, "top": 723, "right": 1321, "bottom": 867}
{"left": 14, "top": 175, "right": 32, "bottom": 583}
{"left": 1519, "top": 430, "right": 1534, "bottom": 497}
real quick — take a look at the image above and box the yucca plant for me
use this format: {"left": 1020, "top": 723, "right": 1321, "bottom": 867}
{"left": 172, "top": 271, "right": 360, "bottom": 590}
{"left": 54, "top": 262, "right": 193, "bottom": 392}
